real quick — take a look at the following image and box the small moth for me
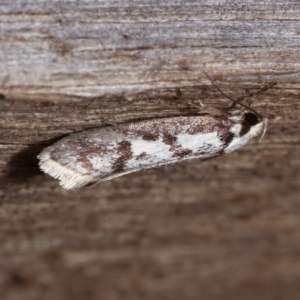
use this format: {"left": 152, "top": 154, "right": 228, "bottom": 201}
{"left": 38, "top": 80, "right": 268, "bottom": 190}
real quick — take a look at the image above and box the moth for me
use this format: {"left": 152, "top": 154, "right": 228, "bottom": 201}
{"left": 38, "top": 78, "right": 268, "bottom": 190}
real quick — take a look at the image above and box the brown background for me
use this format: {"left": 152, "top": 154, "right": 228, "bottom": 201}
{"left": 0, "top": 1, "right": 300, "bottom": 299}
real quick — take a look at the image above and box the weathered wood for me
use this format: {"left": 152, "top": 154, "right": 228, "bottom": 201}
{"left": 0, "top": 1, "right": 300, "bottom": 300}
{"left": 1, "top": 0, "right": 300, "bottom": 99}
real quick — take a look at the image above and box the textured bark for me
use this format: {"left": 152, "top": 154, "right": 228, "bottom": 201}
{"left": 0, "top": 1, "right": 300, "bottom": 300}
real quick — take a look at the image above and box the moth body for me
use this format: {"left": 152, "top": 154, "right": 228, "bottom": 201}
{"left": 38, "top": 112, "right": 267, "bottom": 190}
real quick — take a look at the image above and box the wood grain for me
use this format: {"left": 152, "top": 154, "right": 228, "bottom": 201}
{"left": 1, "top": 0, "right": 300, "bottom": 99}
{"left": 0, "top": 1, "right": 300, "bottom": 300}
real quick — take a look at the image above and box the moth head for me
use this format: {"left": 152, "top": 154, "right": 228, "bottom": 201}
{"left": 228, "top": 110, "right": 267, "bottom": 142}
{"left": 243, "top": 112, "right": 268, "bottom": 142}
{"left": 202, "top": 71, "right": 271, "bottom": 143}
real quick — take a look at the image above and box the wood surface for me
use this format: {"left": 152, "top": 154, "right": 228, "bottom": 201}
{"left": 0, "top": 1, "right": 300, "bottom": 299}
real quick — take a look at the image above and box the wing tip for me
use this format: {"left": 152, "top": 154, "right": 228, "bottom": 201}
{"left": 38, "top": 151, "right": 94, "bottom": 190}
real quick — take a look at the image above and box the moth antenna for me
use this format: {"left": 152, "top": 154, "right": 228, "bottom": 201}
{"left": 203, "top": 71, "right": 264, "bottom": 120}
{"left": 249, "top": 82, "right": 277, "bottom": 102}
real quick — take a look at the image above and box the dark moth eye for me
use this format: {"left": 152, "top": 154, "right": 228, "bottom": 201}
{"left": 244, "top": 113, "right": 259, "bottom": 126}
